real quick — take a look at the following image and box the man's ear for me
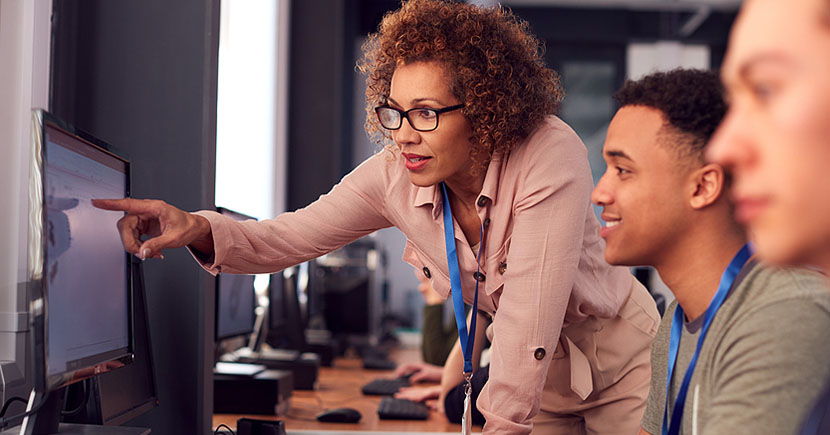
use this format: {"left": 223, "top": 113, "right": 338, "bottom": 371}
{"left": 689, "top": 163, "right": 725, "bottom": 209}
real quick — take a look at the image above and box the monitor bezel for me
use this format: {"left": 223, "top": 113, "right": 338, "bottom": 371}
{"left": 30, "top": 110, "right": 134, "bottom": 393}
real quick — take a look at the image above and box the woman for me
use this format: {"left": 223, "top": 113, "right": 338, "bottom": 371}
{"left": 96, "top": 1, "right": 658, "bottom": 432}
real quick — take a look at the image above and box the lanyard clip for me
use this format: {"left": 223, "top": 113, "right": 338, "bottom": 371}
{"left": 463, "top": 372, "right": 473, "bottom": 395}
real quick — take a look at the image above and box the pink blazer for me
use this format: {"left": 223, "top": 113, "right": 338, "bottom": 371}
{"left": 194, "top": 116, "right": 633, "bottom": 433}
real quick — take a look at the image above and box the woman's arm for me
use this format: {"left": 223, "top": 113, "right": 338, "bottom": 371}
{"left": 98, "top": 153, "right": 396, "bottom": 273}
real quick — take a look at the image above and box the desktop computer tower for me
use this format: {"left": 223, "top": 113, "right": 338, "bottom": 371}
{"left": 235, "top": 350, "right": 320, "bottom": 390}
{"left": 214, "top": 369, "right": 293, "bottom": 415}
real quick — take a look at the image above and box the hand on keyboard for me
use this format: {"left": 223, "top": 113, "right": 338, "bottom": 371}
{"left": 361, "top": 374, "right": 412, "bottom": 395}
{"left": 394, "top": 361, "right": 443, "bottom": 383}
{"left": 394, "top": 385, "right": 441, "bottom": 411}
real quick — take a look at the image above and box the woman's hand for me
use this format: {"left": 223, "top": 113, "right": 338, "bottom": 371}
{"left": 394, "top": 385, "right": 442, "bottom": 411}
{"left": 92, "top": 198, "right": 213, "bottom": 260}
{"left": 395, "top": 361, "right": 444, "bottom": 383}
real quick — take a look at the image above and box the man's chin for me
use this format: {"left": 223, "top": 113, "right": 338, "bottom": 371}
{"left": 752, "top": 232, "right": 820, "bottom": 269}
{"left": 604, "top": 249, "right": 645, "bottom": 268}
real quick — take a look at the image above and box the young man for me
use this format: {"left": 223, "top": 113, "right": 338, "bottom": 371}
{"left": 706, "top": 0, "right": 830, "bottom": 432}
{"left": 591, "top": 69, "right": 830, "bottom": 435}
{"left": 707, "top": 0, "right": 830, "bottom": 273}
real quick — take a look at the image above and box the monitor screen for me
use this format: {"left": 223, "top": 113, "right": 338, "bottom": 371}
{"left": 214, "top": 208, "right": 257, "bottom": 341}
{"left": 215, "top": 273, "right": 256, "bottom": 341}
{"left": 266, "top": 266, "right": 306, "bottom": 350}
{"left": 40, "top": 114, "right": 132, "bottom": 389}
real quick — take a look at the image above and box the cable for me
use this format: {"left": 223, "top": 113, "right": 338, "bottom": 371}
{"left": 61, "top": 380, "right": 90, "bottom": 417}
{"left": 213, "top": 423, "right": 237, "bottom": 435}
{"left": 0, "top": 397, "right": 27, "bottom": 418}
{"left": 0, "top": 392, "right": 51, "bottom": 429}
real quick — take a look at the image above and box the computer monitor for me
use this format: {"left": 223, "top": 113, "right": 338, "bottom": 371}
{"left": 24, "top": 110, "right": 134, "bottom": 433}
{"left": 214, "top": 208, "right": 257, "bottom": 342}
{"left": 63, "top": 257, "right": 158, "bottom": 426}
{"left": 267, "top": 270, "right": 286, "bottom": 336}
{"left": 266, "top": 266, "right": 306, "bottom": 350}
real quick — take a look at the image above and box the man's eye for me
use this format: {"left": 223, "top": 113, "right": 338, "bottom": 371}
{"left": 751, "top": 82, "right": 775, "bottom": 102}
{"left": 616, "top": 167, "right": 630, "bottom": 176}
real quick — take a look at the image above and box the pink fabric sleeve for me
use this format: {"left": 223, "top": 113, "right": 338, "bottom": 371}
{"left": 477, "top": 129, "right": 593, "bottom": 434}
{"left": 190, "top": 153, "right": 395, "bottom": 275}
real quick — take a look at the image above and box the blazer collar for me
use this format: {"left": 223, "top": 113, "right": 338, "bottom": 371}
{"left": 411, "top": 152, "right": 505, "bottom": 220}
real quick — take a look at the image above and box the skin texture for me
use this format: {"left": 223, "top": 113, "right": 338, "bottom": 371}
{"left": 91, "top": 198, "right": 212, "bottom": 260}
{"left": 388, "top": 61, "right": 480, "bottom": 196}
{"left": 591, "top": 106, "right": 695, "bottom": 268}
{"left": 707, "top": 0, "right": 830, "bottom": 270}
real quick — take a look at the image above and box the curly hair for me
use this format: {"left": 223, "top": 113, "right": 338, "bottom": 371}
{"left": 613, "top": 69, "right": 726, "bottom": 164}
{"left": 358, "top": 0, "right": 563, "bottom": 169}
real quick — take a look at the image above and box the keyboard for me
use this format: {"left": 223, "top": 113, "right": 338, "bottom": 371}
{"left": 361, "top": 374, "right": 411, "bottom": 395}
{"left": 377, "top": 397, "right": 429, "bottom": 420}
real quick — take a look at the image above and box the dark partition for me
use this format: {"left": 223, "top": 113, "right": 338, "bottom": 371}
{"left": 49, "top": 1, "right": 219, "bottom": 433}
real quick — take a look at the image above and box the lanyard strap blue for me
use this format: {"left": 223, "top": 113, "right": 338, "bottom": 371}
{"left": 662, "top": 243, "right": 753, "bottom": 435}
{"left": 441, "top": 182, "right": 482, "bottom": 374}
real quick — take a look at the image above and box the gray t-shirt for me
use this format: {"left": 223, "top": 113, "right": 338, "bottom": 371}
{"left": 642, "top": 262, "right": 830, "bottom": 435}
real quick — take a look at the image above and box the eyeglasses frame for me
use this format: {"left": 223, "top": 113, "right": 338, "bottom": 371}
{"left": 374, "top": 103, "right": 465, "bottom": 132}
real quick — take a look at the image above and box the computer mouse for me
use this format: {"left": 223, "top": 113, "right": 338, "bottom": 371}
{"left": 316, "top": 407, "right": 362, "bottom": 423}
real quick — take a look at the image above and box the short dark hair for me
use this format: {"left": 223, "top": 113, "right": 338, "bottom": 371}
{"left": 613, "top": 68, "right": 726, "bottom": 164}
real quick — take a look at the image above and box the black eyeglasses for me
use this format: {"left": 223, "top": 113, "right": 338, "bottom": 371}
{"left": 375, "top": 104, "right": 464, "bottom": 132}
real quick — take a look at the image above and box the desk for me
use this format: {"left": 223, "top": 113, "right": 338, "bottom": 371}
{"left": 213, "top": 349, "right": 465, "bottom": 433}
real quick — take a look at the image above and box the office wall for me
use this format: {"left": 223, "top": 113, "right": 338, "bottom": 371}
{"left": 0, "top": 0, "right": 52, "bottom": 413}
{"left": 50, "top": 1, "right": 220, "bottom": 433}
{"left": 285, "top": 0, "right": 349, "bottom": 211}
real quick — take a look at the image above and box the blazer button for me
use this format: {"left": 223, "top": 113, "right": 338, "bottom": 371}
{"left": 483, "top": 218, "right": 491, "bottom": 228}
{"left": 498, "top": 262, "right": 507, "bottom": 274}
{"left": 423, "top": 267, "right": 431, "bottom": 279}
{"left": 477, "top": 197, "right": 489, "bottom": 207}
{"left": 473, "top": 271, "right": 486, "bottom": 282}
{"left": 534, "top": 347, "right": 546, "bottom": 360}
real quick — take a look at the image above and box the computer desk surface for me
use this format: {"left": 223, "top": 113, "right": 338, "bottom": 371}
{"left": 213, "top": 348, "right": 470, "bottom": 434}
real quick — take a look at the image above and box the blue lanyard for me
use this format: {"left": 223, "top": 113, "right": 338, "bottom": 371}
{"left": 662, "top": 243, "right": 753, "bottom": 435}
{"left": 441, "top": 182, "right": 483, "bottom": 374}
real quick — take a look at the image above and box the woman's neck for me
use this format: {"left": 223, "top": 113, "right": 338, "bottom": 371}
{"left": 443, "top": 167, "right": 486, "bottom": 207}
